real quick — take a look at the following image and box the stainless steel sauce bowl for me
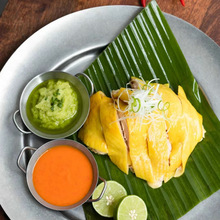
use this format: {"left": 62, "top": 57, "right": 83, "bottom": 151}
{"left": 17, "top": 139, "right": 107, "bottom": 211}
{"left": 13, "top": 71, "right": 94, "bottom": 139}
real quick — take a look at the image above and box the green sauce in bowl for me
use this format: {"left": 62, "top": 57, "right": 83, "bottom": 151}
{"left": 26, "top": 79, "right": 82, "bottom": 134}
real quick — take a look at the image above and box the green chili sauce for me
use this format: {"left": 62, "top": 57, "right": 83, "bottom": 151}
{"left": 26, "top": 79, "right": 82, "bottom": 134}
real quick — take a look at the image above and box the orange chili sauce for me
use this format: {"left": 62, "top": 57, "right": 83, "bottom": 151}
{"left": 33, "top": 145, "right": 93, "bottom": 206}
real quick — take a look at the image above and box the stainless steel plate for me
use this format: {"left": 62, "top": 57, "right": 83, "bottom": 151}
{"left": 0, "top": 5, "right": 219, "bottom": 220}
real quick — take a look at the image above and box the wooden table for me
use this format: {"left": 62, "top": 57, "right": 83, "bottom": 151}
{"left": 0, "top": 0, "right": 219, "bottom": 219}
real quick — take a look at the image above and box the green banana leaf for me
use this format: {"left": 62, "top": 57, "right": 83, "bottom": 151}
{"left": 73, "top": 1, "right": 220, "bottom": 219}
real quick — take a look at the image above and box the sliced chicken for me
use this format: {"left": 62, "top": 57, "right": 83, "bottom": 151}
{"left": 174, "top": 86, "right": 205, "bottom": 177}
{"left": 145, "top": 116, "right": 171, "bottom": 188}
{"left": 127, "top": 116, "right": 155, "bottom": 186}
{"left": 78, "top": 91, "right": 108, "bottom": 154}
{"left": 78, "top": 77, "right": 205, "bottom": 189}
{"left": 100, "top": 96, "right": 129, "bottom": 174}
{"left": 155, "top": 84, "right": 183, "bottom": 183}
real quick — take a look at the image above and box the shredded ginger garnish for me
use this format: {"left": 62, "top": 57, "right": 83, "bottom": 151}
{"left": 114, "top": 78, "right": 169, "bottom": 124}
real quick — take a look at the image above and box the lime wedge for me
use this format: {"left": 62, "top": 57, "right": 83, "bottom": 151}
{"left": 116, "top": 195, "right": 148, "bottom": 220}
{"left": 92, "top": 180, "right": 127, "bottom": 217}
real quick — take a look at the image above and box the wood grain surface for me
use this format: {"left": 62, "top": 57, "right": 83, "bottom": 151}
{"left": 0, "top": 0, "right": 219, "bottom": 219}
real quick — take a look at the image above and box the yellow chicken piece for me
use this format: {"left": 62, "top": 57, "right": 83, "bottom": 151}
{"left": 78, "top": 91, "right": 108, "bottom": 154}
{"left": 146, "top": 116, "right": 170, "bottom": 188}
{"left": 128, "top": 78, "right": 176, "bottom": 184}
{"left": 174, "top": 86, "right": 205, "bottom": 177}
{"left": 127, "top": 117, "right": 155, "bottom": 184}
{"left": 100, "top": 96, "right": 129, "bottom": 174}
{"left": 156, "top": 84, "right": 183, "bottom": 182}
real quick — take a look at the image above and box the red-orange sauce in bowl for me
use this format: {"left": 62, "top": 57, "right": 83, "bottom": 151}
{"left": 33, "top": 145, "right": 93, "bottom": 206}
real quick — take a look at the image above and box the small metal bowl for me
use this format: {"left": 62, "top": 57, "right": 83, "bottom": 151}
{"left": 17, "top": 139, "right": 107, "bottom": 211}
{"left": 13, "top": 71, "right": 94, "bottom": 139}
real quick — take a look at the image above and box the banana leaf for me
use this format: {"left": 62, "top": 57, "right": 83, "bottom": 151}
{"left": 74, "top": 1, "right": 220, "bottom": 219}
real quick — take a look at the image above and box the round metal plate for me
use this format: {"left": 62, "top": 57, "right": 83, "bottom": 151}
{"left": 0, "top": 5, "right": 219, "bottom": 220}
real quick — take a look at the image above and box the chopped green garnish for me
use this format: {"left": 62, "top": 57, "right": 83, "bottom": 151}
{"left": 131, "top": 97, "right": 141, "bottom": 113}
{"left": 51, "top": 97, "right": 55, "bottom": 105}
{"left": 57, "top": 102, "right": 63, "bottom": 108}
{"left": 158, "top": 100, "right": 170, "bottom": 111}
{"left": 163, "top": 102, "right": 170, "bottom": 111}
{"left": 53, "top": 89, "right": 60, "bottom": 96}
{"left": 157, "top": 100, "right": 163, "bottom": 110}
{"left": 50, "top": 90, "right": 64, "bottom": 111}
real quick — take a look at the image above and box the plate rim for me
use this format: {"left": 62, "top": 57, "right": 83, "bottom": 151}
{"left": 1, "top": 5, "right": 220, "bottom": 74}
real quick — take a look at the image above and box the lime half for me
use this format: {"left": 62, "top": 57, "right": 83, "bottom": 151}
{"left": 116, "top": 195, "right": 148, "bottom": 220}
{"left": 92, "top": 180, "right": 127, "bottom": 217}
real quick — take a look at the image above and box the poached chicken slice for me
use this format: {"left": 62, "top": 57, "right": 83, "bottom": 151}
{"left": 78, "top": 91, "right": 108, "bottom": 154}
{"left": 174, "top": 86, "right": 205, "bottom": 177}
{"left": 127, "top": 116, "right": 155, "bottom": 185}
{"left": 100, "top": 96, "right": 129, "bottom": 174}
